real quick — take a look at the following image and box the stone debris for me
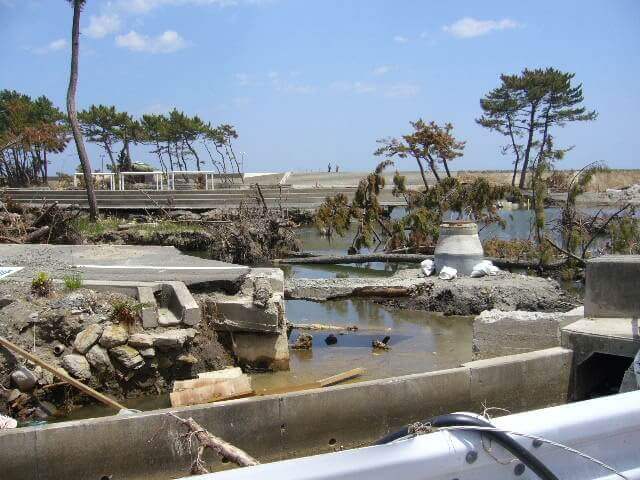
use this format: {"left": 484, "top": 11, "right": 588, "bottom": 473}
{"left": 109, "top": 345, "right": 144, "bottom": 370}
{"left": 128, "top": 333, "right": 154, "bottom": 349}
{"left": 152, "top": 328, "right": 197, "bottom": 350}
{"left": 73, "top": 324, "right": 104, "bottom": 354}
{"left": 176, "top": 353, "right": 199, "bottom": 365}
{"left": 290, "top": 333, "right": 313, "bottom": 350}
{"left": 62, "top": 354, "right": 92, "bottom": 381}
{"left": 85, "top": 344, "right": 114, "bottom": 373}
{"left": 372, "top": 336, "right": 391, "bottom": 350}
{"left": 98, "top": 324, "right": 129, "bottom": 349}
{"left": 10, "top": 367, "right": 37, "bottom": 392}
{"left": 139, "top": 347, "right": 156, "bottom": 358}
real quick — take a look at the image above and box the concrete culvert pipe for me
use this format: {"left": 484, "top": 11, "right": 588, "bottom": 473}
{"left": 52, "top": 341, "right": 65, "bottom": 356}
{"left": 434, "top": 222, "right": 484, "bottom": 276}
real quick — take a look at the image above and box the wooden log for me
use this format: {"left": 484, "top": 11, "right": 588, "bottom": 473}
{"left": 273, "top": 253, "right": 430, "bottom": 265}
{"left": 167, "top": 413, "right": 260, "bottom": 467}
{"left": 0, "top": 336, "right": 126, "bottom": 410}
{"left": 318, "top": 368, "right": 365, "bottom": 387}
{"left": 33, "top": 201, "right": 58, "bottom": 227}
{"left": 24, "top": 225, "right": 50, "bottom": 243}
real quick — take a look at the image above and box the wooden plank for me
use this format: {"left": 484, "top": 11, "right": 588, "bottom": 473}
{"left": 257, "top": 368, "right": 365, "bottom": 396}
{"left": 170, "top": 375, "right": 253, "bottom": 407}
{"left": 197, "top": 367, "right": 243, "bottom": 380}
{"left": 318, "top": 368, "right": 366, "bottom": 387}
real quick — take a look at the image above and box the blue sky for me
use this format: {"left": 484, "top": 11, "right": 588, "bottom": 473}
{"left": 1, "top": 0, "right": 639, "bottom": 173}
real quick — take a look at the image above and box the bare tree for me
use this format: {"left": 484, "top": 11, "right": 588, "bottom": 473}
{"left": 65, "top": 0, "right": 98, "bottom": 220}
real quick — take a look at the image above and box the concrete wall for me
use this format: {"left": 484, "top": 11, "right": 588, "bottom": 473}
{"left": 585, "top": 255, "right": 640, "bottom": 317}
{"left": 0, "top": 347, "right": 572, "bottom": 480}
{"left": 473, "top": 307, "right": 583, "bottom": 360}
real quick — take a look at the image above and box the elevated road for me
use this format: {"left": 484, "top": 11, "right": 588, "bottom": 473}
{"left": 1, "top": 186, "right": 407, "bottom": 211}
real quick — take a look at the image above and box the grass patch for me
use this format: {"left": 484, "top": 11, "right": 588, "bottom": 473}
{"left": 31, "top": 272, "right": 53, "bottom": 297}
{"left": 110, "top": 299, "right": 144, "bottom": 330}
{"left": 63, "top": 273, "right": 83, "bottom": 290}
{"left": 72, "top": 216, "right": 121, "bottom": 237}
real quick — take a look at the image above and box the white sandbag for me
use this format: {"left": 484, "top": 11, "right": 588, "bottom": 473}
{"left": 0, "top": 414, "right": 17, "bottom": 429}
{"left": 470, "top": 260, "right": 500, "bottom": 278}
{"left": 420, "top": 259, "right": 435, "bottom": 276}
{"left": 438, "top": 266, "right": 457, "bottom": 280}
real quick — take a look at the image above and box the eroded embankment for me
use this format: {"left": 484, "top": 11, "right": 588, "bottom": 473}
{"left": 286, "top": 269, "right": 578, "bottom": 315}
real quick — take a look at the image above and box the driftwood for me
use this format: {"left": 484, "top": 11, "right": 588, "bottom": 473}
{"left": 291, "top": 323, "right": 358, "bottom": 331}
{"left": 274, "top": 253, "right": 430, "bottom": 265}
{"left": 24, "top": 225, "right": 50, "bottom": 243}
{"left": 167, "top": 412, "right": 259, "bottom": 474}
{"left": 33, "top": 201, "right": 59, "bottom": 227}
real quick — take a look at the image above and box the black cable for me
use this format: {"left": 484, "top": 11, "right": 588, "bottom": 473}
{"left": 374, "top": 413, "right": 559, "bottom": 480}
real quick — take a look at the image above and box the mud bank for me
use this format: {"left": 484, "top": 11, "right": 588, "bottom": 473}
{"left": 287, "top": 269, "right": 578, "bottom": 315}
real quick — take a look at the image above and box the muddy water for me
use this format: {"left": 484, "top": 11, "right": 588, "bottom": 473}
{"left": 252, "top": 299, "right": 472, "bottom": 391}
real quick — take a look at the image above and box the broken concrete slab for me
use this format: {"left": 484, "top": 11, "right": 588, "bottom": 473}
{"left": 472, "top": 307, "right": 583, "bottom": 360}
{"left": 0, "top": 244, "right": 249, "bottom": 285}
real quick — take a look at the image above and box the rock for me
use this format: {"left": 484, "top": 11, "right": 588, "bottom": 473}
{"left": 73, "top": 324, "right": 104, "bottom": 354}
{"left": 139, "top": 347, "right": 156, "bottom": 358}
{"left": 50, "top": 289, "right": 98, "bottom": 313}
{"left": 109, "top": 345, "right": 144, "bottom": 370}
{"left": 99, "top": 324, "right": 128, "bottom": 349}
{"left": 325, "top": 334, "right": 338, "bottom": 345}
{"left": 33, "top": 366, "right": 54, "bottom": 386}
{"left": 151, "top": 328, "right": 197, "bottom": 350}
{"left": 85, "top": 345, "right": 114, "bottom": 373}
{"left": 62, "top": 354, "right": 92, "bottom": 381}
{"left": 6, "top": 389, "right": 21, "bottom": 402}
{"left": 176, "top": 353, "right": 198, "bottom": 365}
{"left": 128, "top": 333, "right": 154, "bottom": 349}
{"left": 10, "top": 367, "right": 37, "bottom": 392}
{"left": 38, "top": 400, "right": 59, "bottom": 417}
{"left": 0, "top": 296, "right": 13, "bottom": 308}
{"left": 290, "top": 333, "right": 313, "bottom": 350}
{"left": 253, "top": 277, "right": 273, "bottom": 309}
{"left": 158, "top": 356, "right": 173, "bottom": 369}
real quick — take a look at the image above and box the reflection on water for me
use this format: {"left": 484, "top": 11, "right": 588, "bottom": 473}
{"left": 250, "top": 299, "right": 473, "bottom": 391}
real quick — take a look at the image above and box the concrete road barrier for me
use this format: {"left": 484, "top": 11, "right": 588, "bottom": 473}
{"left": 0, "top": 347, "right": 572, "bottom": 480}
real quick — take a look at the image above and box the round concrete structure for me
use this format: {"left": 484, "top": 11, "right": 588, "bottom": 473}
{"left": 434, "top": 222, "right": 484, "bottom": 276}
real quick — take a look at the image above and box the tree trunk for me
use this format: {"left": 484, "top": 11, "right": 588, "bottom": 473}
{"left": 66, "top": 0, "right": 98, "bottom": 220}
{"left": 442, "top": 159, "right": 452, "bottom": 178}
{"left": 414, "top": 156, "right": 430, "bottom": 190}
{"left": 518, "top": 105, "right": 537, "bottom": 189}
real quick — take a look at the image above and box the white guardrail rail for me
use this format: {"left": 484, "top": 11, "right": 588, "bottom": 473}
{"left": 187, "top": 390, "right": 640, "bottom": 480}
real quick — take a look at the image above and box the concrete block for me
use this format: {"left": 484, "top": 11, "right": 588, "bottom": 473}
{"left": 207, "top": 294, "right": 283, "bottom": 333}
{"left": 472, "top": 309, "right": 579, "bottom": 360}
{"left": 464, "top": 347, "right": 572, "bottom": 413}
{"left": 137, "top": 286, "right": 159, "bottom": 328}
{"left": 166, "top": 282, "right": 201, "bottom": 326}
{"left": 247, "top": 268, "right": 284, "bottom": 293}
{"left": 233, "top": 330, "right": 290, "bottom": 371}
{"left": 585, "top": 255, "right": 640, "bottom": 317}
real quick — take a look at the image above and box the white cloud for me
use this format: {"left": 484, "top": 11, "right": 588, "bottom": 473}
{"left": 116, "top": 0, "right": 269, "bottom": 14}
{"left": 443, "top": 17, "right": 520, "bottom": 39}
{"left": 115, "top": 30, "right": 187, "bottom": 53}
{"left": 235, "top": 73, "right": 252, "bottom": 86}
{"left": 385, "top": 83, "right": 420, "bottom": 98}
{"left": 372, "top": 65, "right": 395, "bottom": 76}
{"left": 31, "top": 38, "right": 68, "bottom": 55}
{"left": 393, "top": 35, "right": 409, "bottom": 44}
{"left": 330, "top": 81, "right": 376, "bottom": 94}
{"left": 85, "top": 13, "right": 122, "bottom": 39}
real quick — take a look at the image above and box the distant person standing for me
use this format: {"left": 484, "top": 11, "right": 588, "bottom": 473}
{"left": 327, "top": 163, "right": 332, "bottom": 173}
{"left": 335, "top": 165, "right": 339, "bottom": 173}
